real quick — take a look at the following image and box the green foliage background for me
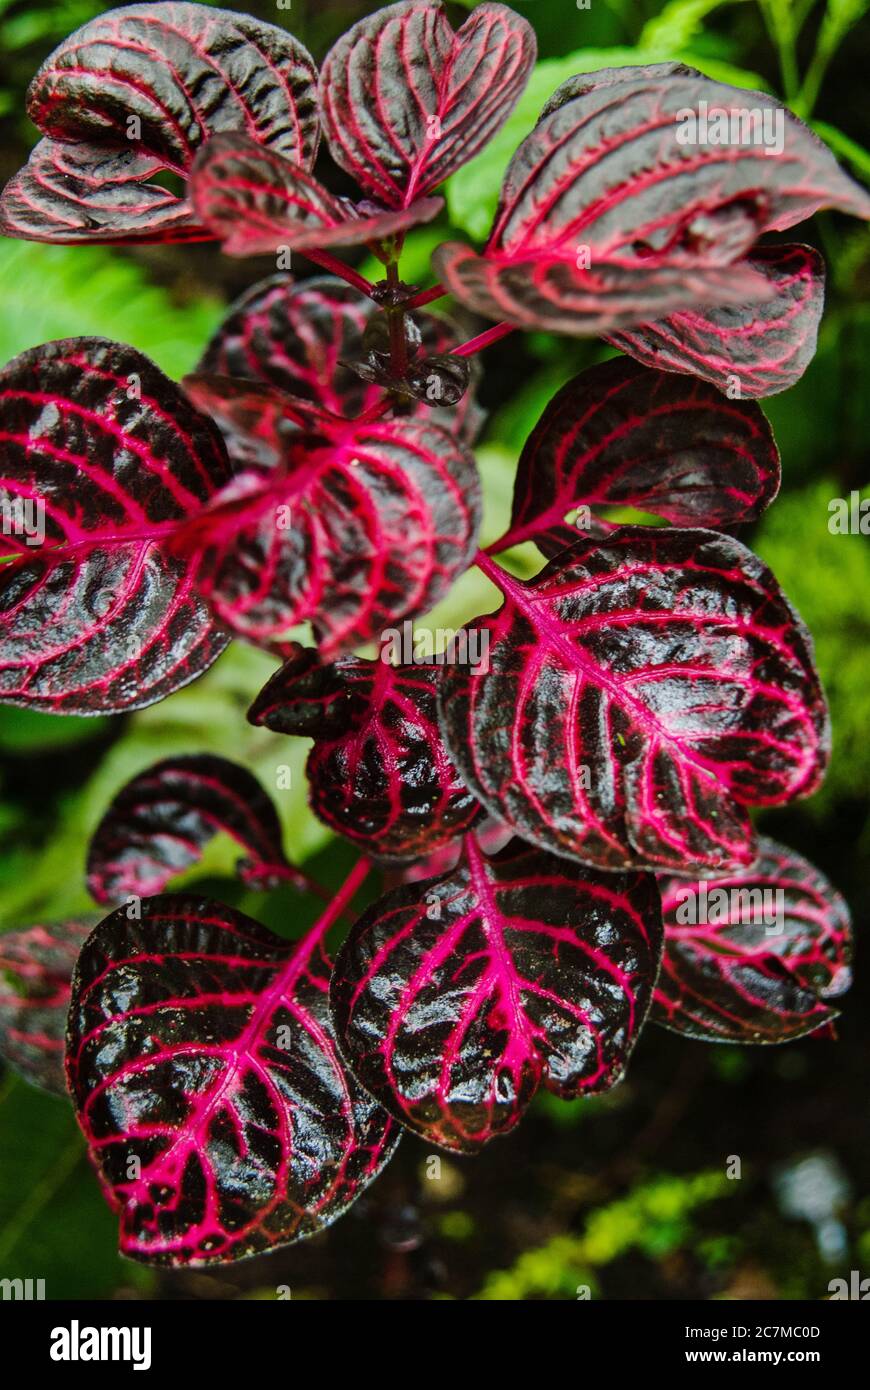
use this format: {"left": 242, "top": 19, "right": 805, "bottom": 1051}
{"left": 0, "top": 0, "right": 867, "bottom": 1301}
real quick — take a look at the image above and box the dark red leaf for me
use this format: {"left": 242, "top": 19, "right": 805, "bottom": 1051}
{"left": 654, "top": 837, "right": 852, "bottom": 1042}
{"left": 441, "top": 532, "right": 829, "bottom": 874}
{"left": 608, "top": 245, "right": 825, "bottom": 399}
{"left": 331, "top": 835, "right": 663, "bottom": 1152}
{"left": 195, "top": 414, "right": 482, "bottom": 656}
{"left": 434, "top": 64, "right": 870, "bottom": 335}
{"left": 0, "top": 917, "right": 98, "bottom": 1094}
{"left": 190, "top": 133, "right": 443, "bottom": 255}
{"left": 433, "top": 242, "right": 775, "bottom": 337}
{"left": 499, "top": 356, "right": 779, "bottom": 554}
{"left": 319, "top": 0, "right": 536, "bottom": 208}
{"left": 198, "top": 275, "right": 382, "bottom": 419}
{"left": 249, "top": 648, "right": 483, "bottom": 860}
{"left": 0, "top": 142, "right": 206, "bottom": 246}
{"left": 66, "top": 893, "right": 401, "bottom": 1265}
{"left": 192, "top": 274, "right": 484, "bottom": 449}
{"left": 0, "top": 3, "right": 319, "bottom": 244}
{"left": 182, "top": 374, "right": 332, "bottom": 475}
{"left": 86, "top": 755, "right": 300, "bottom": 904}
{"left": 0, "top": 338, "right": 231, "bottom": 714}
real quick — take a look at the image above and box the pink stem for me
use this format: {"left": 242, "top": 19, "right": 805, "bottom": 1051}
{"left": 302, "top": 249, "right": 377, "bottom": 299}
{"left": 474, "top": 548, "right": 511, "bottom": 591}
{"left": 451, "top": 321, "right": 515, "bottom": 358}
{"left": 306, "top": 857, "right": 372, "bottom": 949}
{"left": 355, "top": 393, "right": 395, "bottom": 424}
{"left": 483, "top": 519, "right": 543, "bottom": 555}
{"left": 404, "top": 283, "right": 449, "bottom": 310}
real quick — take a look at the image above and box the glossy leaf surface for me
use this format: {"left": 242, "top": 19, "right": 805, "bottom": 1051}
{"left": 0, "top": 3, "right": 319, "bottom": 244}
{"left": 331, "top": 836, "right": 663, "bottom": 1151}
{"left": 190, "top": 133, "right": 442, "bottom": 255}
{"left": 86, "top": 754, "right": 298, "bottom": 903}
{"left": 654, "top": 838, "right": 852, "bottom": 1042}
{"left": 196, "top": 414, "right": 481, "bottom": 656}
{"left": 193, "top": 274, "right": 483, "bottom": 453}
{"left": 441, "top": 532, "right": 829, "bottom": 873}
{"left": 249, "top": 649, "right": 482, "bottom": 859}
{"left": 434, "top": 64, "right": 870, "bottom": 334}
{"left": 0, "top": 338, "right": 231, "bottom": 714}
{"left": 609, "top": 246, "right": 826, "bottom": 399}
{"left": 319, "top": 1, "right": 536, "bottom": 207}
{"left": 67, "top": 895, "right": 400, "bottom": 1265}
{"left": 502, "top": 355, "right": 779, "bottom": 554}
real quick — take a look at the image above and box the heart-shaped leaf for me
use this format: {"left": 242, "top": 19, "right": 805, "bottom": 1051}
{"left": 499, "top": 356, "right": 780, "bottom": 555}
{"left": 66, "top": 893, "right": 401, "bottom": 1265}
{"left": 199, "top": 275, "right": 382, "bottom": 419}
{"left": 190, "top": 133, "right": 444, "bottom": 255}
{"left": 319, "top": 0, "right": 536, "bottom": 208}
{"left": 331, "top": 835, "right": 663, "bottom": 1152}
{"left": 608, "top": 245, "right": 826, "bottom": 399}
{"left": 0, "top": 917, "right": 98, "bottom": 1094}
{"left": 86, "top": 754, "right": 300, "bottom": 904}
{"left": 441, "top": 532, "right": 829, "bottom": 874}
{"left": 195, "top": 414, "right": 482, "bottom": 656}
{"left": 249, "top": 648, "right": 483, "bottom": 860}
{"left": 0, "top": 3, "right": 319, "bottom": 244}
{"left": 0, "top": 338, "right": 231, "bottom": 714}
{"left": 434, "top": 64, "right": 870, "bottom": 334}
{"left": 192, "top": 274, "right": 484, "bottom": 450}
{"left": 654, "top": 838, "right": 852, "bottom": 1042}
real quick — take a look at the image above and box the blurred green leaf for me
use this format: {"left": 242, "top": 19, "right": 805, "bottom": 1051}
{"left": 811, "top": 120, "right": 870, "bottom": 181}
{"left": 0, "top": 1073, "right": 153, "bottom": 1298}
{"left": 1, "top": 1, "right": 102, "bottom": 50}
{"left": 476, "top": 1170, "right": 730, "bottom": 1298}
{"left": 754, "top": 479, "right": 870, "bottom": 811}
{"left": 639, "top": 0, "right": 748, "bottom": 50}
{"left": 0, "top": 706, "right": 109, "bottom": 753}
{"left": 762, "top": 306, "right": 870, "bottom": 477}
{"left": 0, "top": 238, "right": 223, "bottom": 377}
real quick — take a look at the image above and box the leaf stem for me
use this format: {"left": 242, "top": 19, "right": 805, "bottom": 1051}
{"left": 355, "top": 392, "right": 396, "bottom": 424}
{"left": 404, "top": 283, "right": 449, "bottom": 310}
{"left": 451, "top": 321, "right": 515, "bottom": 357}
{"left": 385, "top": 260, "right": 409, "bottom": 377}
{"left": 306, "top": 857, "right": 371, "bottom": 948}
{"left": 474, "top": 547, "right": 510, "bottom": 590}
{"left": 302, "top": 249, "right": 377, "bottom": 299}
